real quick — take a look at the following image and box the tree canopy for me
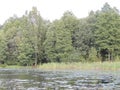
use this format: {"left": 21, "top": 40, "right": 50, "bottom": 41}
{"left": 0, "top": 3, "right": 120, "bottom": 65}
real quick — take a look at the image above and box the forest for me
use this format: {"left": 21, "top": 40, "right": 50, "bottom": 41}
{"left": 0, "top": 3, "right": 120, "bottom": 66}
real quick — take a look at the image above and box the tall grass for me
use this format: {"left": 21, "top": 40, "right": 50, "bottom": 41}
{"left": 0, "top": 65, "right": 31, "bottom": 69}
{"left": 1, "top": 61, "right": 120, "bottom": 71}
{"left": 38, "top": 62, "right": 120, "bottom": 71}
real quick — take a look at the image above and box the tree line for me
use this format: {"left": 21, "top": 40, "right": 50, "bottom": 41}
{"left": 0, "top": 3, "right": 120, "bottom": 66}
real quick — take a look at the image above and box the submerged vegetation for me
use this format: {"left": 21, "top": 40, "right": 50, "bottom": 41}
{"left": 0, "top": 3, "right": 120, "bottom": 66}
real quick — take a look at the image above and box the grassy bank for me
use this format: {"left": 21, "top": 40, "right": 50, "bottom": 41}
{"left": 0, "top": 64, "right": 25, "bottom": 69}
{"left": 0, "top": 62, "right": 120, "bottom": 71}
{"left": 38, "top": 62, "right": 120, "bottom": 71}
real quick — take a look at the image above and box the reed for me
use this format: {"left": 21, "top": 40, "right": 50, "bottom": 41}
{"left": 38, "top": 62, "right": 120, "bottom": 71}
{"left": 1, "top": 61, "right": 120, "bottom": 71}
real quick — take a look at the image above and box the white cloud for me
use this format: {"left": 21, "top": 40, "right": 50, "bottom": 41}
{"left": 0, "top": 0, "right": 120, "bottom": 24}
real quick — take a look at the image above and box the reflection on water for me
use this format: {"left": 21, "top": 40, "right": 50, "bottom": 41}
{"left": 0, "top": 69, "right": 119, "bottom": 90}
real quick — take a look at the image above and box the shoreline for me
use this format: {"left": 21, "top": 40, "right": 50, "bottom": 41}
{"left": 0, "top": 61, "right": 120, "bottom": 71}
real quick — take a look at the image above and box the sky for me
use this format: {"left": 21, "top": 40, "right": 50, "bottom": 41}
{"left": 0, "top": 0, "right": 120, "bottom": 25}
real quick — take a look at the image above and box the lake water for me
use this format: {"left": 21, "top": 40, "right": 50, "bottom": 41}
{"left": 0, "top": 69, "right": 120, "bottom": 90}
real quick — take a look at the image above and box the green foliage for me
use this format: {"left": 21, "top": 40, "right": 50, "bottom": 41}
{"left": 94, "top": 3, "right": 120, "bottom": 61}
{"left": 0, "top": 3, "right": 120, "bottom": 66}
{"left": 0, "top": 7, "right": 47, "bottom": 66}
{"left": 44, "top": 16, "right": 74, "bottom": 62}
{"left": 0, "top": 31, "right": 6, "bottom": 63}
{"left": 44, "top": 23, "right": 57, "bottom": 62}
{"left": 88, "top": 47, "right": 99, "bottom": 62}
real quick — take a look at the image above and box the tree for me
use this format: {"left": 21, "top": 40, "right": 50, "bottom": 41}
{"left": 44, "top": 11, "right": 76, "bottom": 62}
{"left": 94, "top": 3, "right": 120, "bottom": 61}
{"left": 0, "top": 3, "right": 120, "bottom": 65}
{"left": 0, "top": 7, "right": 47, "bottom": 65}
{"left": 0, "top": 30, "right": 6, "bottom": 64}
{"left": 27, "top": 7, "right": 47, "bottom": 65}
{"left": 2, "top": 17, "right": 21, "bottom": 65}
{"left": 73, "top": 12, "right": 97, "bottom": 61}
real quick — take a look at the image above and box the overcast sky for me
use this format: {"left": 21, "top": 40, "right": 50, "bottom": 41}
{"left": 0, "top": 0, "right": 120, "bottom": 24}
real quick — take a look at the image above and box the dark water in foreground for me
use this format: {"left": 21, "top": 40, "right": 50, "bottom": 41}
{"left": 0, "top": 69, "right": 120, "bottom": 90}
